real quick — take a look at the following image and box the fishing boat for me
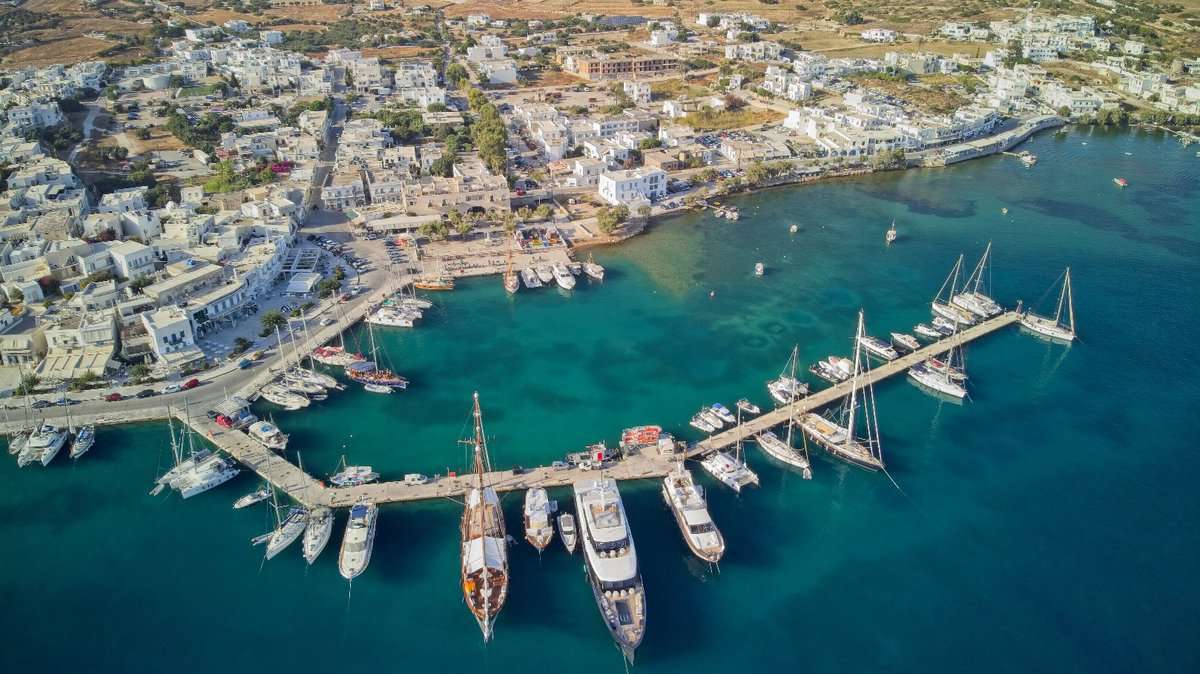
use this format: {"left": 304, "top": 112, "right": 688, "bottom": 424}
{"left": 338, "top": 499, "right": 378, "bottom": 580}
{"left": 329, "top": 463, "right": 379, "bottom": 487}
{"left": 69, "top": 424, "right": 95, "bottom": 459}
{"left": 798, "top": 311, "right": 885, "bottom": 471}
{"left": 909, "top": 361, "right": 967, "bottom": 399}
{"left": 247, "top": 420, "right": 288, "bottom": 451}
{"left": 891, "top": 332, "right": 920, "bottom": 352}
{"left": 767, "top": 345, "right": 809, "bottom": 405}
{"left": 303, "top": 506, "right": 334, "bottom": 565}
{"left": 523, "top": 487, "right": 555, "bottom": 552}
{"left": 363, "top": 383, "right": 393, "bottom": 394}
{"left": 661, "top": 463, "right": 725, "bottom": 563}
{"left": 535, "top": 266, "right": 554, "bottom": 285}
{"left": 265, "top": 505, "right": 309, "bottom": 560}
{"left": 460, "top": 392, "right": 509, "bottom": 642}
{"left": 18, "top": 423, "right": 68, "bottom": 467}
{"left": 914, "top": 323, "right": 943, "bottom": 340}
{"left": 735, "top": 399, "right": 760, "bottom": 415}
{"left": 755, "top": 429, "right": 812, "bottom": 478}
{"left": 1113, "top": 177, "right": 1128, "bottom": 187}
{"left": 1021, "top": 267, "right": 1076, "bottom": 342}
{"left": 414, "top": 276, "right": 455, "bottom": 291}
{"left": 233, "top": 486, "right": 270, "bottom": 509}
{"left": 573, "top": 477, "right": 647, "bottom": 663}
{"left": 521, "top": 267, "right": 542, "bottom": 289}
{"left": 709, "top": 403, "right": 736, "bottom": 425}
{"left": 557, "top": 512, "right": 578, "bottom": 554}
{"left": 885, "top": 220, "right": 897, "bottom": 244}
{"left": 689, "top": 413, "right": 717, "bottom": 433}
{"left": 858, "top": 335, "right": 899, "bottom": 361}
{"left": 552, "top": 262, "right": 576, "bottom": 290}
{"left": 583, "top": 254, "right": 605, "bottom": 281}
{"left": 503, "top": 246, "right": 520, "bottom": 295}
{"left": 931, "top": 255, "right": 978, "bottom": 327}
{"left": 345, "top": 321, "right": 407, "bottom": 389}
{"left": 953, "top": 242, "right": 1004, "bottom": 318}
{"left": 754, "top": 262, "right": 765, "bottom": 276}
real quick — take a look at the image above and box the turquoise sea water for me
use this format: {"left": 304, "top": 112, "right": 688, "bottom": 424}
{"left": 2, "top": 128, "right": 1198, "bottom": 673}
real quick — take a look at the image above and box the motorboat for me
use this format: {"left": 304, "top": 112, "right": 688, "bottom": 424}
{"left": 754, "top": 262, "right": 765, "bottom": 276}
{"left": 689, "top": 414, "right": 717, "bottom": 433}
{"left": 735, "top": 399, "right": 760, "bottom": 415}
{"left": 247, "top": 420, "right": 288, "bottom": 451}
{"left": 265, "top": 507, "right": 309, "bottom": 560}
{"left": 931, "top": 316, "right": 959, "bottom": 335}
{"left": 767, "top": 376, "right": 808, "bottom": 405}
{"left": 755, "top": 430, "right": 812, "bottom": 478}
{"left": 858, "top": 335, "right": 899, "bottom": 361}
{"left": 583, "top": 254, "right": 605, "bottom": 281}
{"left": 178, "top": 456, "right": 241, "bottom": 499}
{"left": 932, "top": 300, "right": 977, "bottom": 326}
{"left": 523, "top": 488, "right": 555, "bottom": 552}
{"left": 709, "top": 403, "right": 736, "bottom": 425}
{"left": 698, "top": 408, "right": 726, "bottom": 429}
{"left": 69, "top": 424, "right": 95, "bottom": 459}
{"left": 535, "top": 266, "right": 554, "bottom": 285}
{"left": 661, "top": 464, "right": 725, "bottom": 563}
{"left": 303, "top": 507, "right": 334, "bottom": 565}
{"left": 552, "top": 263, "right": 576, "bottom": 290}
{"left": 573, "top": 478, "right": 647, "bottom": 663}
{"left": 521, "top": 268, "right": 542, "bottom": 289}
{"left": 890, "top": 332, "right": 921, "bottom": 352}
{"left": 557, "top": 512, "right": 578, "bottom": 554}
{"left": 914, "top": 323, "right": 943, "bottom": 340}
{"left": 329, "top": 465, "right": 379, "bottom": 487}
{"left": 364, "top": 383, "right": 393, "bottom": 394}
{"left": 233, "top": 486, "right": 270, "bottom": 509}
{"left": 338, "top": 500, "right": 378, "bottom": 580}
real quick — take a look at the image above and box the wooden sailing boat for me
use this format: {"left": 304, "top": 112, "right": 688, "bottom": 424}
{"left": 460, "top": 392, "right": 508, "bottom": 642}
{"left": 415, "top": 257, "right": 455, "bottom": 291}
{"left": 931, "top": 254, "right": 977, "bottom": 327}
{"left": 345, "top": 319, "right": 408, "bottom": 389}
{"left": 1021, "top": 267, "right": 1076, "bottom": 342}
{"left": 799, "top": 311, "right": 885, "bottom": 471}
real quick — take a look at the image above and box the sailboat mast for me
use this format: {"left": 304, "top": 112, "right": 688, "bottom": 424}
{"left": 971, "top": 242, "right": 991, "bottom": 294}
{"left": 1064, "top": 268, "right": 1075, "bottom": 333}
{"left": 786, "top": 345, "right": 797, "bottom": 446}
{"left": 845, "top": 312, "right": 864, "bottom": 448}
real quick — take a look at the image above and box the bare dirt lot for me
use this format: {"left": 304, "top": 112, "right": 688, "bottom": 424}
{"left": 264, "top": 6, "right": 349, "bottom": 23}
{"left": 1, "top": 36, "right": 113, "bottom": 68}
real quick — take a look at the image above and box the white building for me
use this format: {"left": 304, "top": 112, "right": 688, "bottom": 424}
{"left": 5, "top": 102, "right": 64, "bottom": 131}
{"left": 598, "top": 168, "right": 666, "bottom": 207}
{"left": 141, "top": 306, "right": 203, "bottom": 367}
{"left": 724, "top": 41, "right": 782, "bottom": 62}
{"left": 109, "top": 241, "right": 156, "bottom": 280}
{"left": 861, "top": 29, "right": 898, "bottom": 43}
{"left": 479, "top": 59, "right": 518, "bottom": 84}
{"left": 623, "top": 81, "right": 652, "bottom": 105}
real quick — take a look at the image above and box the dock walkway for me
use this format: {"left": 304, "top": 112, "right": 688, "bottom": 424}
{"left": 201, "top": 312, "right": 1020, "bottom": 507}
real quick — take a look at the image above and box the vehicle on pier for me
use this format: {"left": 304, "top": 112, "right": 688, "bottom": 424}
{"left": 662, "top": 463, "right": 725, "bottom": 563}
{"left": 799, "top": 311, "right": 885, "bottom": 472}
{"left": 338, "top": 499, "right": 378, "bottom": 580}
{"left": 573, "top": 477, "right": 647, "bottom": 664}
{"left": 1021, "top": 268, "right": 1076, "bottom": 343}
{"left": 460, "top": 392, "right": 509, "bottom": 642}
{"left": 523, "top": 487, "right": 555, "bottom": 552}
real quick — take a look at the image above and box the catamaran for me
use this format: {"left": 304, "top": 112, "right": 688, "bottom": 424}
{"left": 1021, "top": 267, "right": 1076, "bottom": 342}
{"left": 523, "top": 487, "right": 555, "bottom": 552}
{"left": 338, "top": 499, "right": 378, "bottom": 580}
{"left": 303, "top": 506, "right": 334, "bottom": 565}
{"left": 552, "top": 262, "right": 576, "bottom": 290}
{"left": 799, "top": 310, "right": 885, "bottom": 471}
{"left": 460, "top": 392, "right": 509, "bottom": 642}
{"left": 953, "top": 242, "right": 1004, "bottom": 318}
{"left": 17, "top": 423, "right": 68, "bottom": 467}
{"left": 662, "top": 462, "right": 725, "bottom": 563}
{"left": 573, "top": 477, "right": 647, "bottom": 663}
{"left": 520, "top": 267, "right": 542, "bottom": 289}
{"left": 558, "top": 512, "right": 578, "bottom": 554}
{"left": 767, "top": 345, "right": 809, "bottom": 405}
{"left": 931, "top": 255, "right": 978, "bottom": 327}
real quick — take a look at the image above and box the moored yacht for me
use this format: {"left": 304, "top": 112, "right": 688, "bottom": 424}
{"left": 552, "top": 262, "right": 576, "bottom": 290}
{"left": 698, "top": 407, "right": 725, "bottom": 429}
{"left": 247, "top": 420, "right": 288, "bottom": 451}
{"left": 1021, "top": 267, "right": 1076, "bottom": 342}
{"left": 18, "top": 423, "right": 69, "bottom": 467}
{"left": 858, "top": 335, "right": 899, "bottom": 361}
{"left": 914, "top": 323, "right": 943, "bottom": 340}
{"left": 583, "top": 254, "right": 605, "bottom": 281}
{"left": 735, "top": 399, "right": 760, "bottom": 415}
{"left": 768, "top": 345, "right": 808, "bottom": 405}
{"left": 557, "top": 512, "right": 578, "bottom": 554}
{"left": 699, "top": 451, "right": 759, "bottom": 492}
{"left": 460, "top": 393, "right": 508, "bottom": 642}
{"left": 69, "top": 424, "right": 95, "bottom": 459}
{"left": 661, "top": 463, "right": 725, "bottom": 563}
{"left": 177, "top": 455, "right": 241, "bottom": 499}
{"left": 535, "top": 266, "right": 554, "bottom": 285}
{"left": 258, "top": 383, "right": 310, "bottom": 411}
{"left": 523, "top": 487, "right": 555, "bottom": 552}
{"left": 233, "top": 486, "right": 270, "bottom": 509}
{"left": 521, "top": 267, "right": 542, "bottom": 289}
{"left": 573, "top": 477, "right": 647, "bottom": 663}
{"left": 689, "top": 413, "right": 717, "bottom": 434}
{"left": 338, "top": 499, "right": 378, "bottom": 580}
{"left": 890, "top": 332, "right": 920, "bottom": 352}
{"left": 755, "top": 430, "right": 812, "bottom": 478}
{"left": 908, "top": 362, "right": 967, "bottom": 399}
{"left": 329, "top": 464, "right": 379, "bottom": 487}
{"left": 265, "top": 507, "right": 309, "bottom": 560}
{"left": 303, "top": 507, "right": 334, "bottom": 565}
{"left": 709, "top": 403, "right": 736, "bottom": 425}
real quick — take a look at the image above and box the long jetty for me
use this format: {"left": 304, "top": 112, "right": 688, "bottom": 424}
{"left": 201, "top": 311, "right": 1021, "bottom": 508}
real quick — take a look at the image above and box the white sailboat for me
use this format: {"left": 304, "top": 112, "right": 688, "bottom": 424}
{"left": 767, "top": 345, "right": 809, "bottom": 405}
{"left": 909, "top": 338, "right": 968, "bottom": 399}
{"left": 953, "top": 242, "right": 1003, "bottom": 318}
{"left": 799, "top": 310, "right": 885, "bottom": 471}
{"left": 264, "top": 501, "right": 309, "bottom": 560}
{"left": 755, "top": 346, "right": 812, "bottom": 478}
{"left": 69, "top": 424, "right": 95, "bottom": 459}
{"left": 303, "top": 506, "right": 334, "bottom": 564}
{"left": 932, "top": 255, "right": 978, "bottom": 327}
{"left": 1021, "top": 267, "right": 1076, "bottom": 342}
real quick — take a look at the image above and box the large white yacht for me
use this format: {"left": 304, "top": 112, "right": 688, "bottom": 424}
{"left": 552, "top": 262, "right": 576, "bottom": 290}
{"left": 661, "top": 464, "right": 725, "bottom": 563}
{"left": 247, "top": 421, "right": 288, "bottom": 451}
{"left": 573, "top": 478, "right": 646, "bottom": 663}
{"left": 338, "top": 499, "right": 378, "bottom": 580}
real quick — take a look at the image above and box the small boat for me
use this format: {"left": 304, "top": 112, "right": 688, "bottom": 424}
{"left": 1113, "top": 177, "right": 1128, "bottom": 188}
{"left": 914, "top": 323, "right": 943, "bottom": 340}
{"left": 568, "top": 262, "right": 583, "bottom": 275}
{"left": 523, "top": 488, "right": 555, "bottom": 552}
{"left": 768, "top": 345, "right": 808, "bottom": 404}
{"left": 1018, "top": 151, "right": 1037, "bottom": 167}
{"left": 552, "top": 263, "right": 576, "bottom": 290}
{"left": 754, "top": 262, "right": 765, "bottom": 276}
{"left": 69, "top": 424, "right": 95, "bottom": 459}
{"left": 303, "top": 507, "right": 334, "bottom": 565}
{"left": 414, "top": 277, "right": 455, "bottom": 291}
{"left": 789, "top": 223, "right": 799, "bottom": 233}
{"left": 909, "top": 362, "right": 967, "bottom": 399}
{"left": 265, "top": 507, "right": 309, "bottom": 560}
{"left": 931, "top": 316, "right": 959, "bottom": 335}
{"left": 329, "top": 464, "right": 379, "bottom": 487}
{"left": 885, "top": 220, "right": 897, "bottom": 244}
{"left": 583, "top": 254, "right": 605, "bottom": 281}
{"left": 557, "top": 512, "right": 577, "bottom": 554}
{"left": 521, "top": 267, "right": 542, "bottom": 289}
{"left": 890, "top": 332, "right": 920, "bottom": 352}
{"left": 689, "top": 414, "right": 717, "bottom": 433}
{"left": 858, "top": 335, "right": 898, "bottom": 361}
{"left": 755, "top": 430, "right": 812, "bottom": 479}
{"left": 808, "top": 360, "right": 845, "bottom": 385}
{"left": 247, "top": 420, "right": 288, "bottom": 451}
{"left": 535, "top": 266, "right": 554, "bottom": 285}
{"left": 338, "top": 500, "right": 378, "bottom": 580}
{"left": 661, "top": 463, "right": 725, "bottom": 563}
{"left": 233, "top": 486, "right": 270, "bottom": 509}
{"left": 735, "top": 399, "right": 760, "bottom": 415}
{"left": 503, "top": 272, "right": 520, "bottom": 295}
{"left": 709, "top": 403, "right": 736, "bottom": 425}
{"left": 1001, "top": 207, "right": 1009, "bottom": 215}
{"left": 698, "top": 408, "right": 725, "bottom": 429}
{"left": 363, "top": 383, "right": 393, "bottom": 394}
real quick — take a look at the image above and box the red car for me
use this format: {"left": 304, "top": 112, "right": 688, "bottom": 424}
{"left": 182, "top": 378, "right": 200, "bottom": 390}
{"left": 105, "top": 393, "right": 124, "bottom": 402}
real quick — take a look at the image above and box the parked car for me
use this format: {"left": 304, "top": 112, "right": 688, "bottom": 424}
{"left": 182, "top": 378, "right": 200, "bottom": 390}
{"left": 161, "top": 383, "right": 182, "bottom": 394}
{"left": 105, "top": 393, "right": 124, "bottom": 402}
{"left": 135, "top": 389, "right": 156, "bottom": 399}
{"left": 31, "top": 399, "right": 52, "bottom": 409}
{"left": 55, "top": 398, "right": 79, "bottom": 406}
{"left": 237, "top": 359, "right": 253, "bottom": 370}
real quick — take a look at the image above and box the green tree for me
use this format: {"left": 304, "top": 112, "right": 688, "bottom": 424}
{"left": 596, "top": 205, "right": 629, "bottom": 234}
{"left": 8, "top": 287, "right": 23, "bottom": 303}
{"left": 231, "top": 337, "right": 252, "bottom": 355}
{"left": 533, "top": 203, "right": 553, "bottom": 221}
{"left": 69, "top": 371, "right": 102, "bottom": 391}
{"left": 15, "top": 373, "right": 39, "bottom": 396}
{"left": 259, "top": 310, "right": 287, "bottom": 336}
{"left": 428, "top": 154, "right": 455, "bottom": 177}
{"left": 446, "top": 63, "right": 470, "bottom": 88}
{"left": 129, "top": 364, "right": 152, "bottom": 382}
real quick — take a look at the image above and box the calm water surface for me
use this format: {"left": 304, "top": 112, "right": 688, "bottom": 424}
{"left": 1, "top": 128, "right": 1197, "bottom": 673}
